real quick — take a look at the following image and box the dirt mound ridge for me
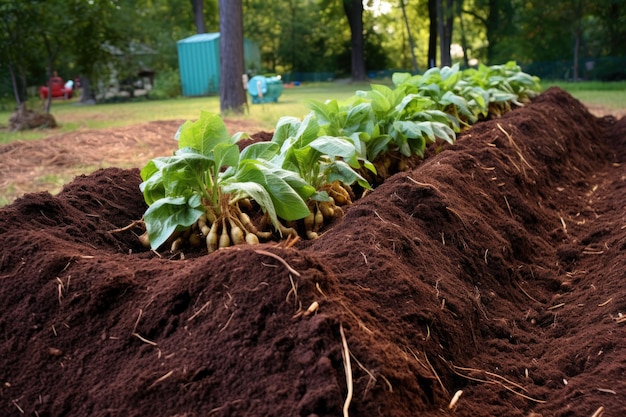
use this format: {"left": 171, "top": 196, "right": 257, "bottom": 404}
{"left": 1, "top": 88, "right": 625, "bottom": 416}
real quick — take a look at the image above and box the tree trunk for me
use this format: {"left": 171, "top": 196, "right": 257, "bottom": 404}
{"left": 290, "top": 0, "right": 296, "bottom": 71}
{"left": 572, "top": 0, "right": 582, "bottom": 81}
{"left": 8, "top": 64, "right": 22, "bottom": 108}
{"left": 438, "top": 0, "right": 453, "bottom": 67}
{"left": 219, "top": 0, "right": 247, "bottom": 113}
{"left": 191, "top": 0, "right": 206, "bottom": 34}
{"left": 44, "top": 69, "right": 53, "bottom": 114}
{"left": 457, "top": 0, "right": 469, "bottom": 67}
{"left": 436, "top": 0, "right": 445, "bottom": 66}
{"left": 40, "top": 32, "right": 59, "bottom": 114}
{"left": 445, "top": 0, "right": 454, "bottom": 65}
{"left": 476, "top": 0, "right": 516, "bottom": 65}
{"left": 486, "top": 0, "right": 498, "bottom": 64}
{"left": 400, "top": 0, "right": 418, "bottom": 72}
{"left": 428, "top": 0, "right": 437, "bottom": 68}
{"left": 342, "top": 0, "right": 366, "bottom": 81}
{"left": 79, "top": 76, "right": 96, "bottom": 105}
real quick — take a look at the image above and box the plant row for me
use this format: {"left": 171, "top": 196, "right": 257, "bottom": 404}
{"left": 138, "top": 61, "right": 541, "bottom": 253}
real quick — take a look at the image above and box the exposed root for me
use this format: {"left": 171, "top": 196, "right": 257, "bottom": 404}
{"left": 340, "top": 324, "right": 353, "bottom": 417}
{"left": 301, "top": 198, "right": 343, "bottom": 240}
{"left": 138, "top": 184, "right": 350, "bottom": 252}
{"left": 449, "top": 363, "right": 547, "bottom": 403}
{"left": 497, "top": 123, "right": 537, "bottom": 177}
{"left": 109, "top": 219, "right": 145, "bottom": 233}
{"left": 147, "top": 370, "right": 174, "bottom": 390}
{"left": 254, "top": 249, "right": 301, "bottom": 277}
{"left": 448, "top": 390, "right": 463, "bottom": 410}
{"left": 325, "top": 181, "right": 354, "bottom": 206}
{"left": 424, "top": 351, "right": 449, "bottom": 397}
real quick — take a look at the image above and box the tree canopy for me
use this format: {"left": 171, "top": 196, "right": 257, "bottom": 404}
{"left": 1, "top": 0, "right": 625, "bottom": 108}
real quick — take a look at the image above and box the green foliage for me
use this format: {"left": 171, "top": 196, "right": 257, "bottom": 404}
{"left": 270, "top": 113, "right": 372, "bottom": 194}
{"left": 354, "top": 84, "right": 456, "bottom": 157}
{"left": 140, "top": 111, "right": 313, "bottom": 249}
{"left": 148, "top": 70, "right": 182, "bottom": 100}
{"left": 140, "top": 62, "right": 541, "bottom": 250}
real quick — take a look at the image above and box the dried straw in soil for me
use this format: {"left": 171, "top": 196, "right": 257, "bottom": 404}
{"left": 0, "top": 118, "right": 265, "bottom": 203}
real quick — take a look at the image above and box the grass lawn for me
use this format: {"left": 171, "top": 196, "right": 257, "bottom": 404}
{"left": 1, "top": 80, "right": 624, "bottom": 145}
{"left": 0, "top": 82, "right": 373, "bottom": 144}
{"left": 542, "top": 80, "right": 626, "bottom": 110}
{"left": 0, "top": 79, "right": 624, "bottom": 207}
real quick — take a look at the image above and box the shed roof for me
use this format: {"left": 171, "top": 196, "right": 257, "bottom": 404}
{"left": 177, "top": 33, "right": 221, "bottom": 44}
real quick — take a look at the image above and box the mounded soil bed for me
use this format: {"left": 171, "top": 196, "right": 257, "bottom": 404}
{"left": 1, "top": 88, "right": 625, "bottom": 416}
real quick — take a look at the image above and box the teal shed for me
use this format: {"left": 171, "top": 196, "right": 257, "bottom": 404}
{"left": 177, "top": 33, "right": 261, "bottom": 96}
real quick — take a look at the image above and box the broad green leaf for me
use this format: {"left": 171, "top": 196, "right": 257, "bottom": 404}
{"left": 343, "top": 102, "right": 372, "bottom": 134}
{"left": 263, "top": 176, "right": 312, "bottom": 220}
{"left": 440, "top": 91, "right": 473, "bottom": 119}
{"left": 291, "top": 146, "right": 322, "bottom": 183}
{"left": 394, "top": 120, "right": 435, "bottom": 142}
{"left": 160, "top": 151, "right": 212, "bottom": 198}
{"left": 273, "top": 137, "right": 299, "bottom": 173}
{"left": 239, "top": 141, "right": 280, "bottom": 162}
{"left": 365, "top": 134, "right": 392, "bottom": 161}
{"left": 306, "top": 99, "right": 339, "bottom": 126}
{"left": 144, "top": 195, "right": 205, "bottom": 249}
{"left": 357, "top": 88, "right": 391, "bottom": 115}
{"left": 422, "top": 66, "right": 440, "bottom": 80}
{"left": 139, "top": 162, "right": 166, "bottom": 205}
{"left": 177, "top": 111, "right": 232, "bottom": 156}
{"left": 396, "top": 94, "right": 434, "bottom": 117}
{"left": 246, "top": 158, "right": 317, "bottom": 199}
{"left": 272, "top": 116, "right": 301, "bottom": 145}
{"left": 326, "top": 160, "right": 371, "bottom": 190}
{"left": 309, "top": 190, "right": 331, "bottom": 202}
{"left": 294, "top": 112, "right": 321, "bottom": 147}
{"left": 488, "top": 88, "right": 517, "bottom": 103}
{"left": 231, "top": 132, "right": 250, "bottom": 142}
{"left": 392, "top": 72, "right": 411, "bottom": 86}
{"left": 228, "top": 163, "right": 311, "bottom": 221}
{"left": 431, "top": 123, "right": 456, "bottom": 144}
{"left": 309, "top": 136, "right": 361, "bottom": 168}
{"left": 213, "top": 143, "right": 240, "bottom": 171}
{"left": 224, "top": 181, "right": 280, "bottom": 229}
{"left": 140, "top": 159, "right": 161, "bottom": 182}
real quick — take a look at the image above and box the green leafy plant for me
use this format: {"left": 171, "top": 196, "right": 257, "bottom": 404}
{"left": 136, "top": 62, "right": 542, "bottom": 253}
{"left": 356, "top": 84, "right": 456, "bottom": 157}
{"left": 392, "top": 65, "right": 487, "bottom": 128}
{"left": 139, "top": 111, "right": 314, "bottom": 251}
{"left": 459, "top": 61, "right": 541, "bottom": 116}
{"left": 269, "top": 113, "right": 374, "bottom": 238}
{"left": 305, "top": 83, "right": 456, "bottom": 187}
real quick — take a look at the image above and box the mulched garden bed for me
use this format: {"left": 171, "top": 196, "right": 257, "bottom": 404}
{"left": 1, "top": 87, "right": 624, "bottom": 417}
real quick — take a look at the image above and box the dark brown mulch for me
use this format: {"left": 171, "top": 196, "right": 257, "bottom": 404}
{"left": 1, "top": 87, "right": 625, "bottom": 417}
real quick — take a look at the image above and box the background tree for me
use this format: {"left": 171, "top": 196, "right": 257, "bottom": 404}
{"left": 71, "top": 0, "right": 136, "bottom": 104}
{"left": 219, "top": 0, "right": 246, "bottom": 113}
{"left": 191, "top": 0, "right": 207, "bottom": 33}
{"left": 3, "top": 0, "right": 626, "bottom": 112}
{"left": 517, "top": 1, "right": 587, "bottom": 73}
{"left": 0, "top": 0, "right": 36, "bottom": 107}
{"left": 243, "top": 0, "right": 284, "bottom": 72}
{"left": 593, "top": 0, "right": 626, "bottom": 57}
{"left": 427, "top": 0, "right": 437, "bottom": 68}
{"left": 342, "top": 0, "right": 366, "bottom": 80}
{"left": 400, "top": 0, "right": 419, "bottom": 72}
{"left": 436, "top": 0, "right": 454, "bottom": 67}
{"left": 465, "top": 0, "right": 517, "bottom": 64}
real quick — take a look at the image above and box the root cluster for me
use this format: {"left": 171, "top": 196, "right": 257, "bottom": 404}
{"left": 137, "top": 183, "right": 351, "bottom": 253}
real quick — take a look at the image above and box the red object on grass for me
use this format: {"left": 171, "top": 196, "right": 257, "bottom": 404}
{"left": 39, "top": 76, "right": 73, "bottom": 99}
